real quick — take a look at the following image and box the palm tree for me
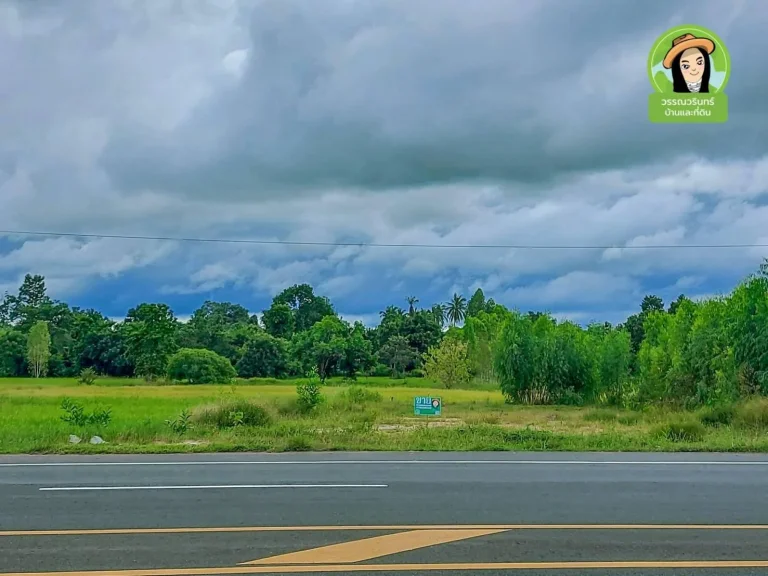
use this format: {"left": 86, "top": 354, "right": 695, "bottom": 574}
{"left": 406, "top": 296, "right": 419, "bottom": 316}
{"left": 380, "top": 305, "right": 405, "bottom": 322}
{"left": 430, "top": 304, "right": 446, "bottom": 328}
{"left": 445, "top": 293, "right": 467, "bottom": 327}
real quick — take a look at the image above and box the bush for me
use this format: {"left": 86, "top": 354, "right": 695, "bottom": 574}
{"left": 734, "top": 399, "right": 768, "bottom": 430}
{"left": 699, "top": 404, "right": 736, "bottom": 427}
{"left": 653, "top": 419, "right": 705, "bottom": 442}
{"left": 236, "top": 333, "right": 289, "bottom": 378}
{"left": 559, "top": 387, "right": 584, "bottom": 406}
{"left": 423, "top": 339, "right": 471, "bottom": 389}
{"left": 60, "top": 398, "right": 112, "bottom": 427}
{"left": 167, "top": 348, "right": 236, "bottom": 384}
{"left": 297, "top": 379, "right": 322, "bottom": 413}
{"left": 369, "top": 364, "right": 391, "bottom": 378}
{"left": 165, "top": 409, "right": 192, "bottom": 434}
{"left": 193, "top": 399, "right": 272, "bottom": 429}
{"left": 78, "top": 367, "right": 97, "bottom": 385}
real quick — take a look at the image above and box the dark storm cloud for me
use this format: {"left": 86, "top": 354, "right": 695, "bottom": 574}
{"left": 97, "top": 0, "right": 768, "bottom": 197}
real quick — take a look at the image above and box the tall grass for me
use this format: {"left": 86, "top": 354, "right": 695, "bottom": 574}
{"left": 3, "top": 378, "right": 768, "bottom": 454}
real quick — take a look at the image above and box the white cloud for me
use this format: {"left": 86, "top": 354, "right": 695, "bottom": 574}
{"left": 339, "top": 312, "right": 379, "bottom": 327}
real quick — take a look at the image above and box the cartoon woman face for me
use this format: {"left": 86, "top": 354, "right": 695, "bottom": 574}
{"left": 679, "top": 47, "right": 706, "bottom": 84}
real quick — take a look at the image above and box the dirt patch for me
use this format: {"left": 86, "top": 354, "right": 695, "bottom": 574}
{"left": 377, "top": 417, "right": 464, "bottom": 432}
{"left": 153, "top": 439, "right": 211, "bottom": 446}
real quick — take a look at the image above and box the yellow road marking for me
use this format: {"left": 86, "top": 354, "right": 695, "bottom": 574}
{"left": 5, "top": 560, "right": 768, "bottom": 575}
{"left": 4, "top": 523, "right": 768, "bottom": 537}
{"left": 243, "top": 529, "right": 505, "bottom": 565}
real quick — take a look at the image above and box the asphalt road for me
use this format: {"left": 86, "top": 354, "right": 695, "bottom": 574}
{"left": 2, "top": 452, "right": 768, "bottom": 575}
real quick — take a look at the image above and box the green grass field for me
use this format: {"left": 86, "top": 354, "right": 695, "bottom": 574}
{"left": 2, "top": 377, "right": 768, "bottom": 454}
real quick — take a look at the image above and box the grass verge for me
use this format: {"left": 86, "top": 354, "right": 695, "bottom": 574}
{"left": 2, "top": 378, "right": 768, "bottom": 454}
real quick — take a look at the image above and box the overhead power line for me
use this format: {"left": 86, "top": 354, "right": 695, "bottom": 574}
{"left": 0, "top": 229, "right": 766, "bottom": 250}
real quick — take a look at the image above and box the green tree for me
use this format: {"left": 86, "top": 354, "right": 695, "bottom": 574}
{"left": 401, "top": 309, "right": 443, "bottom": 357}
{"left": 261, "top": 302, "right": 295, "bottom": 340}
{"left": 291, "top": 316, "right": 350, "bottom": 382}
{"left": 236, "top": 332, "right": 289, "bottom": 378}
{"left": 668, "top": 294, "right": 691, "bottom": 315}
{"left": 271, "top": 284, "right": 335, "bottom": 334}
{"left": 463, "top": 306, "right": 510, "bottom": 381}
{"left": 445, "top": 293, "right": 467, "bottom": 326}
{"left": 123, "top": 303, "right": 178, "bottom": 379}
{"left": 686, "top": 297, "right": 737, "bottom": 403}
{"left": 642, "top": 295, "right": 665, "bottom": 314}
{"left": 375, "top": 306, "right": 407, "bottom": 349}
{"left": 621, "top": 294, "right": 666, "bottom": 357}
{"left": 27, "top": 321, "right": 51, "bottom": 378}
{"left": 406, "top": 296, "right": 419, "bottom": 316}
{"left": 377, "top": 335, "right": 418, "bottom": 378}
{"left": 167, "top": 348, "right": 236, "bottom": 384}
{"left": 495, "top": 312, "right": 541, "bottom": 403}
{"left": 0, "top": 292, "right": 12, "bottom": 326}
{"left": 586, "top": 323, "right": 632, "bottom": 405}
{"left": 12, "top": 274, "right": 49, "bottom": 325}
{"left": 495, "top": 314, "right": 597, "bottom": 404}
{"left": 181, "top": 301, "right": 253, "bottom": 362}
{"left": 0, "top": 275, "right": 75, "bottom": 376}
{"left": 339, "top": 321, "right": 375, "bottom": 379}
{"left": 79, "top": 329, "right": 134, "bottom": 377}
{"left": 430, "top": 303, "right": 446, "bottom": 328}
{"left": 0, "top": 329, "right": 26, "bottom": 376}
{"left": 727, "top": 274, "right": 768, "bottom": 393}
{"left": 466, "top": 288, "right": 486, "bottom": 318}
{"left": 422, "top": 337, "right": 471, "bottom": 389}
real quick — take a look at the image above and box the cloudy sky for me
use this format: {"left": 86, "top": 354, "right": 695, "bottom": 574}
{"left": 1, "top": 0, "right": 767, "bottom": 326}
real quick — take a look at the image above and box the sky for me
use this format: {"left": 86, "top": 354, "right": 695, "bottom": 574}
{"left": 1, "top": 0, "right": 767, "bottom": 327}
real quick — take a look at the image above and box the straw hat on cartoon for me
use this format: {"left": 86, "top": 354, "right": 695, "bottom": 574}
{"left": 662, "top": 33, "right": 715, "bottom": 68}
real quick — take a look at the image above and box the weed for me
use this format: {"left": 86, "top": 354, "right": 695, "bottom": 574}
{"left": 734, "top": 399, "right": 768, "bottom": 430}
{"left": 229, "top": 411, "right": 244, "bottom": 427}
{"left": 78, "top": 368, "right": 97, "bottom": 386}
{"left": 347, "top": 410, "right": 378, "bottom": 432}
{"left": 193, "top": 400, "right": 271, "bottom": 429}
{"left": 60, "top": 398, "right": 111, "bottom": 427}
{"left": 617, "top": 413, "right": 641, "bottom": 426}
{"left": 165, "top": 409, "right": 192, "bottom": 434}
{"left": 699, "top": 404, "right": 735, "bottom": 427}
{"left": 466, "top": 413, "right": 501, "bottom": 425}
{"left": 652, "top": 420, "right": 705, "bottom": 442}
{"left": 274, "top": 397, "right": 302, "bottom": 416}
{"left": 285, "top": 435, "right": 312, "bottom": 451}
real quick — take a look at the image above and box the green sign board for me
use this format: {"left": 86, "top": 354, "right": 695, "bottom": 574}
{"left": 414, "top": 396, "right": 441, "bottom": 416}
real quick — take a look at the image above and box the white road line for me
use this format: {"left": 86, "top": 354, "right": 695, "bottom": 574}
{"left": 38, "top": 484, "right": 388, "bottom": 491}
{"left": 3, "top": 459, "right": 768, "bottom": 467}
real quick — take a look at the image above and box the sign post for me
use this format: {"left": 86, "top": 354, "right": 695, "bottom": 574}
{"left": 414, "top": 396, "right": 441, "bottom": 428}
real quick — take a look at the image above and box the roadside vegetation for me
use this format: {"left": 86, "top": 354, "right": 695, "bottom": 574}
{"left": 0, "top": 260, "right": 767, "bottom": 454}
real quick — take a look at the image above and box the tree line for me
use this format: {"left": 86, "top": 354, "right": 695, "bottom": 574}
{"left": 1, "top": 261, "right": 767, "bottom": 408}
